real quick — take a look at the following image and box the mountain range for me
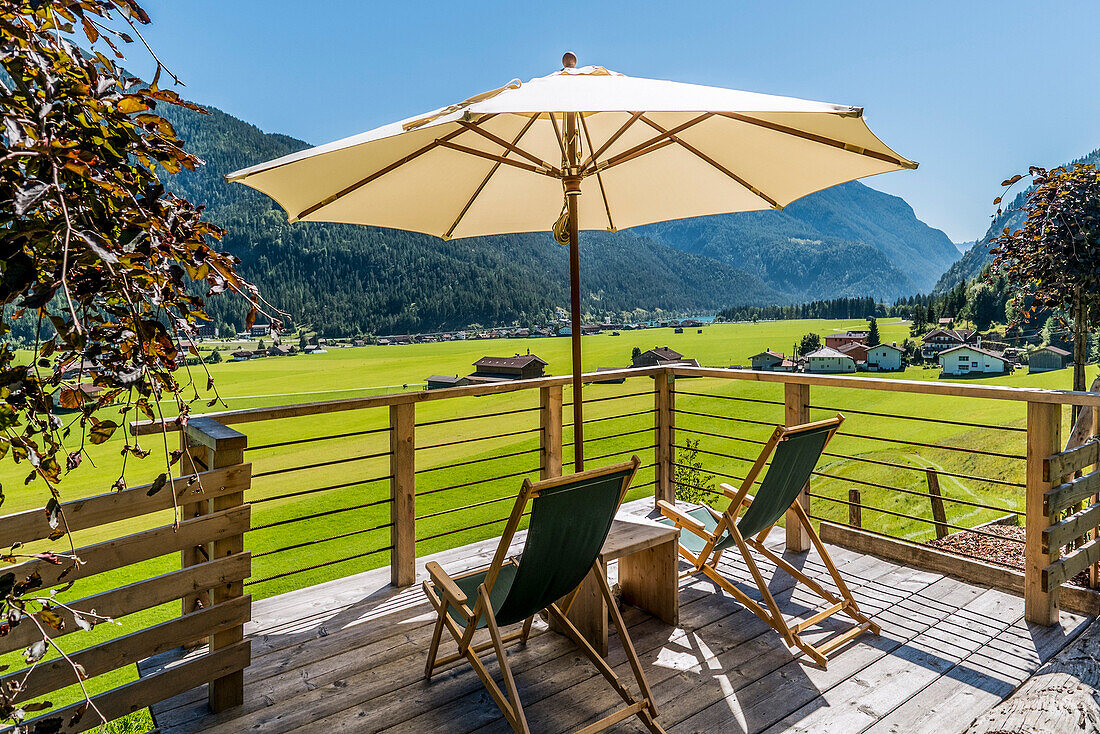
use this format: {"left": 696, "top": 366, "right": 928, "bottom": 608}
{"left": 159, "top": 97, "right": 959, "bottom": 336}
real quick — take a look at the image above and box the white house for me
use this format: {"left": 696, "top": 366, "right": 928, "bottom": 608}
{"left": 865, "top": 343, "right": 904, "bottom": 372}
{"left": 938, "top": 345, "right": 1009, "bottom": 376}
{"left": 804, "top": 347, "right": 856, "bottom": 373}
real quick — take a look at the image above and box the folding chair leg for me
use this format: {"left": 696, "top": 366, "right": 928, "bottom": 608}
{"left": 520, "top": 614, "right": 535, "bottom": 643}
{"left": 481, "top": 587, "right": 530, "bottom": 734}
{"left": 424, "top": 607, "right": 446, "bottom": 680}
{"left": 729, "top": 524, "right": 797, "bottom": 647}
{"left": 545, "top": 566, "right": 667, "bottom": 734}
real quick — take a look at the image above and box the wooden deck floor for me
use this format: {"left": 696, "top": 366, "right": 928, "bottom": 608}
{"left": 141, "top": 501, "right": 1092, "bottom": 734}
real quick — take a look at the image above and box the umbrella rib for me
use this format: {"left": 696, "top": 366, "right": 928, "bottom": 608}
{"left": 436, "top": 140, "right": 559, "bottom": 178}
{"left": 594, "top": 113, "right": 712, "bottom": 173}
{"left": 714, "top": 111, "right": 918, "bottom": 170}
{"left": 581, "top": 111, "right": 644, "bottom": 172}
{"left": 638, "top": 115, "right": 782, "bottom": 209}
{"left": 546, "top": 111, "right": 568, "bottom": 167}
{"left": 443, "top": 114, "right": 541, "bottom": 240}
{"left": 579, "top": 113, "right": 615, "bottom": 231}
{"left": 456, "top": 120, "right": 562, "bottom": 176}
{"left": 293, "top": 115, "right": 496, "bottom": 221}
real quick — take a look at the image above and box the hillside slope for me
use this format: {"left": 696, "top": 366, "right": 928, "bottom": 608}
{"left": 934, "top": 146, "right": 1100, "bottom": 292}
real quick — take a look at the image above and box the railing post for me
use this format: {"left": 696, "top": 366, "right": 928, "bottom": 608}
{"left": 182, "top": 417, "right": 249, "bottom": 713}
{"left": 1025, "top": 401, "right": 1061, "bottom": 626}
{"left": 848, "top": 488, "right": 862, "bottom": 529}
{"left": 541, "top": 385, "right": 563, "bottom": 480}
{"left": 785, "top": 382, "right": 811, "bottom": 552}
{"left": 655, "top": 370, "right": 675, "bottom": 505}
{"left": 925, "top": 468, "right": 949, "bottom": 540}
{"left": 390, "top": 402, "right": 416, "bottom": 587}
{"left": 179, "top": 431, "right": 210, "bottom": 619}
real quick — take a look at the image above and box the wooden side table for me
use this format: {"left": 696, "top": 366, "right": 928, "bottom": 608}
{"left": 557, "top": 517, "right": 679, "bottom": 656}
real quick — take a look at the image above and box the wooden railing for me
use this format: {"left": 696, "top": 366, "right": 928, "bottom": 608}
{"left": 3, "top": 456, "right": 251, "bottom": 732}
{"left": 8, "top": 361, "right": 1077, "bottom": 729}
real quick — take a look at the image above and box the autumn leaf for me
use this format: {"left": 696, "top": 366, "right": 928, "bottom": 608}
{"left": 39, "top": 608, "right": 64, "bottom": 631}
{"left": 88, "top": 420, "right": 118, "bottom": 445}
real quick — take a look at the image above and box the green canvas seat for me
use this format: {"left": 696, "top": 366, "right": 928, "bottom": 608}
{"left": 422, "top": 458, "right": 666, "bottom": 734}
{"left": 658, "top": 414, "right": 880, "bottom": 668}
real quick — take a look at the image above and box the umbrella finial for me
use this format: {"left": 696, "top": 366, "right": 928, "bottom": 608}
{"left": 562, "top": 52, "right": 577, "bottom": 69}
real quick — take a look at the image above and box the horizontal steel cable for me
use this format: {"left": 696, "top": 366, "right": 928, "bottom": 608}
{"left": 810, "top": 469, "right": 1020, "bottom": 516}
{"left": 807, "top": 403, "right": 1027, "bottom": 433}
{"left": 415, "top": 446, "right": 541, "bottom": 475}
{"left": 414, "top": 465, "right": 542, "bottom": 498}
{"left": 251, "top": 521, "right": 393, "bottom": 559}
{"left": 581, "top": 446, "right": 654, "bottom": 464}
{"left": 819, "top": 450, "right": 1025, "bottom": 488}
{"left": 563, "top": 390, "right": 656, "bottom": 407}
{"left": 252, "top": 449, "right": 392, "bottom": 479}
{"left": 833, "top": 430, "right": 1025, "bottom": 460}
{"left": 245, "top": 545, "right": 392, "bottom": 587}
{"left": 250, "top": 496, "right": 392, "bottom": 532}
{"left": 672, "top": 408, "right": 777, "bottom": 428}
{"left": 418, "top": 425, "right": 542, "bottom": 451}
{"left": 416, "top": 493, "right": 518, "bottom": 521}
{"left": 251, "top": 475, "right": 392, "bottom": 505}
{"left": 563, "top": 408, "right": 657, "bottom": 428}
{"left": 416, "top": 510, "right": 532, "bottom": 543}
{"left": 675, "top": 390, "right": 785, "bottom": 407}
{"left": 806, "top": 492, "right": 1024, "bottom": 543}
{"left": 418, "top": 404, "right": 541, "bottom": 428}
{"left": 672, "top": 426, "right": 1022, "bottom": 489}
{"left": 563, "top": 426, "right": 652, "bottom": 447}
{"left": 246, "top": 425, "right": 391, "bottom": 452}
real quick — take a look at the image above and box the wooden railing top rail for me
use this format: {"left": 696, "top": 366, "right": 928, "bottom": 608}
{"left": 130, "top": 363, "right": 1100, "bottom": 437}
{"left": 671, "top": 366, "right": 1100, "bottom": 407}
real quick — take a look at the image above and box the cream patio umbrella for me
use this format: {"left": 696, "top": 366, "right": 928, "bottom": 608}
{"left": 227, "top": 53, "right": 917, "bottom": 471}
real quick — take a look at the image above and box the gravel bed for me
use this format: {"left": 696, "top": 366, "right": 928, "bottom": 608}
{"left": 927, "top": 523, "right": 1092, "bottom": 588}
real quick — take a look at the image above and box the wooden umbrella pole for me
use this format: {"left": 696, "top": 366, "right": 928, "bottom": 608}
{"left": 567, "top": 182, "right": 583, "bottom": 472}
{"left": 564, "top": 106, "right": 584, "bottom": 472}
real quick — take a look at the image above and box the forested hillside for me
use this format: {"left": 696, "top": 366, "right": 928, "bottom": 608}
{"left": 157, "top": 95, "right": 957, "bottom": 336}
{"left": 934, "top": 146, "right": 1100, "bottom": 293}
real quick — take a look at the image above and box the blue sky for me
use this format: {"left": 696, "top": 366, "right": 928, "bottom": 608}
{"left": 136, "top": 1, "right": 1100, "bottom": 243}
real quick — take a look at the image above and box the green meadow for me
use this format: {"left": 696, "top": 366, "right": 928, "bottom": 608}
{"left": 3, "top": 317, "right": 1092, "bottom": 725}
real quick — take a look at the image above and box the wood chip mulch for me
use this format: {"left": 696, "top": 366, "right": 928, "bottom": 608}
{"left": 926, "top": 524, "right": 1092, "bottom": 588}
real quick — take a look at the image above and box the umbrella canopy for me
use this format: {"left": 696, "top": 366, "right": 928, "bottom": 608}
{"left": 227, "top": 54, "right": 917, "bottom": 471}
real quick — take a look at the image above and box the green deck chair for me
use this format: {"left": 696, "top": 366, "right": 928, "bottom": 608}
{"left": 422, "top": 457, "right": 666, "bottom": 734}
{"left": 658, "top": 414, "right": 880, "bottom": 667}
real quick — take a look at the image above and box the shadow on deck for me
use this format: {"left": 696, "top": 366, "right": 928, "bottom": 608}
{"left": 139, "top": 500, "right": 1091, "bottom": 734}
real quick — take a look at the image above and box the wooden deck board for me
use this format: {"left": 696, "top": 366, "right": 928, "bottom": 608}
{"left": 142, "top": 499, "right": 1093, "bottom": 734}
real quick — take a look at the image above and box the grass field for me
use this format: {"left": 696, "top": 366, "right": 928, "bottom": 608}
{"left": 4, "top": 317, "right": 1093, "bottom": 727}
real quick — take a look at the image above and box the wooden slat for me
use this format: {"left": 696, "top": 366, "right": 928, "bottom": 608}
{"left": 0, "top": 463, "right": 250, "bottom": 548}
{"left": 1044, "top": 501, "right": 1100, "bottom": 551}
{"left": 6, "top": 595, "right": 251, "bottom": 705}
{"left": 2, "top": 505, "right": 250, "bottom": 589}
{"left": 130, "top": 362, "right": 1100, "bottom": 436}
{"left": 1045, "top": 440, "right": 1100, "bottom": 481}
{"left": 18, "top": 640, "right": 250, "bottom": 734}
{"left": 0, "top": 551, "right": 250, "bottom": 657}
{"left": 1044, "top": 537, "right": 1100, "bottom": 591}
{"left": 1044, "top": 470, "right": 1100, "bottom": 515}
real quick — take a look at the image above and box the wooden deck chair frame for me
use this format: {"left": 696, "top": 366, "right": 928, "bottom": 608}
{"left": 658, "top": 415, "right": 879, "bottom": 667}
{"left": 422, "top": 457, "right": 666, "bottom": 734}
